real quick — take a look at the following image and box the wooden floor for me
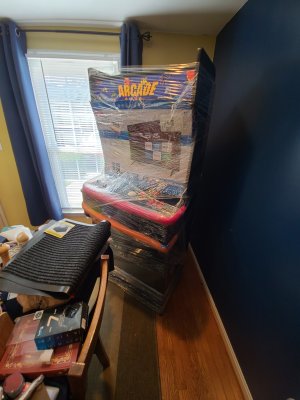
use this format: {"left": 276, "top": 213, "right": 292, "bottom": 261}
{"left": 156, "top": 248, "right": 245, "bottom": 400}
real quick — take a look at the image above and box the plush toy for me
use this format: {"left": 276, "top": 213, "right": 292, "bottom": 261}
{"left": 16, "top": 294, "right": 68, "bottom": 314}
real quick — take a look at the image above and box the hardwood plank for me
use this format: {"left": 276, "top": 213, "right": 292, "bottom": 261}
{"left": 156, "top": 249, "right": 245, "bottom": 400}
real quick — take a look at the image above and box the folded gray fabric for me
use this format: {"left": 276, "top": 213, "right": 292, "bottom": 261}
{"left": 0, "top": 220, "right": 111, "bottom": 298}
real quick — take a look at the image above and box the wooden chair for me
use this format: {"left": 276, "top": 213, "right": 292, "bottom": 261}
{"left": 67, "top": 254, "right": 110, "bottom": 399}
{"left": 0, "top": 254, "right": 110, "bottom": 400}
{"left": 0, "top": 312, "right": 14, "bottom": 358}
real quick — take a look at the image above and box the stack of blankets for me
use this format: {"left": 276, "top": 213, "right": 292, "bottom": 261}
{"left": 82, "top": 49, "right": 215, "bottom": 312}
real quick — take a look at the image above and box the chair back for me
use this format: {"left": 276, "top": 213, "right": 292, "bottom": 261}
{"left": 67, "top": 255, "right": 110, "bottom": 400}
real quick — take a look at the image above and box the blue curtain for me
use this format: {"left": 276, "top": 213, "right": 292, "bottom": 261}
{"left": 0, "top": 20, "right": 62, "bottom": 225}
{"left": 120, "top": 22, "right": 143, "bottom": 67}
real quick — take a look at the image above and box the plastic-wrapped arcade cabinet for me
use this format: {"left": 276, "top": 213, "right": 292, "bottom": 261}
{"left": 82, "top": 49, "right": 215, "bottom": 312}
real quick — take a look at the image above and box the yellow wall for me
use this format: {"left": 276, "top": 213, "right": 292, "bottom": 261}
{"left": 1, "top": 27, "right": 215, "bottom": 226}
{"left": 0, "top": 101, "right": 31, "bottom": 227}
{"left": 26, "top": 27, "right": 215, "bottom": 64}
{"left": 143, "top": 32, "right": 215, "bottom": 65}
{"left": 26, "top": 27, "right": 120, "bottom": 53}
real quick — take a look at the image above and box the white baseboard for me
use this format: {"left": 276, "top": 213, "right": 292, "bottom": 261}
{"left": 188, "top": 244, "right": 253, "bottom": 400}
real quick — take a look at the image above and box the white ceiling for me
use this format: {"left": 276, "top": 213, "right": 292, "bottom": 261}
{"left": 0, "top": 0, "right": 247, "bottom": 35}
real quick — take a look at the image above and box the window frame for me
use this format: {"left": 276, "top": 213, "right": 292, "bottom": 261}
{"left": 27, "top": 49, "right": 120, "bottom": 214}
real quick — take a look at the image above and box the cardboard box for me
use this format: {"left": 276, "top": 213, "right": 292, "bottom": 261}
{"left": 34, "top": 302, "right": 88, "bottom": 350}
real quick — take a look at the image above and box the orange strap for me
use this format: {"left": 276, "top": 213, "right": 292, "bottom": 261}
{"left": 82, "top": 202, "right": 177, "bottom": 254}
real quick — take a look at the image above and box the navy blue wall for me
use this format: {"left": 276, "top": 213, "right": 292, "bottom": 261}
{"left": 190, "top": 0, "right": 300, "bottom": 398}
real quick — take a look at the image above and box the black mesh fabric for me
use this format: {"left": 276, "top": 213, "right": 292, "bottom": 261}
{"left": 2, "top": 221, "right": 111, "bottom": 292}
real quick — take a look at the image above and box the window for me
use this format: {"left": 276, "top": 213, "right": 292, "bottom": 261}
{"left": 27, "top": 51, "right": 120, "bottom": 212}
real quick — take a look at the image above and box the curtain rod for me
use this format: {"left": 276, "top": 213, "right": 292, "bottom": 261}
{"left": 23, "top": 29, "right": 119, "bottom": 36}
{"left": 22, "top": 28, "right": 152, "bottom": 41}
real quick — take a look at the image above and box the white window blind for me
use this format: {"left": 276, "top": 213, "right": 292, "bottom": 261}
{"left": 27, "top": 53, "right": 119, "bottom": 211}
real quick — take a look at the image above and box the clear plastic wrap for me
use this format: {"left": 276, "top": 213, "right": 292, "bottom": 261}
{"left": 82, "top": 49, "right": 215, "bottom": 312}
{"left": 109, "top": 227, "right": 185, "bottom": 297}
{"left": 88, "top": 62, "right": 197, "bottom": 185}
{"left": 111, "top": 230, "right": 182, "bottom": 291}
{"left": 82, "top": 172, "right": 187, "bottom": 247}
